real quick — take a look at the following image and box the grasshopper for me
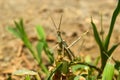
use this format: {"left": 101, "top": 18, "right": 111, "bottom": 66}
{"left": 51, "top": 15, "right": 88, "bottom": 61}
{"left": 51, "top": 15, "right": 75, "bottom": 61}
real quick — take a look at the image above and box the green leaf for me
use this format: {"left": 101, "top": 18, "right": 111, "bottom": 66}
{"left": 102, "top": 62, "right": 114, "bottom": 80}
{"left": 91, "top": 18, "right": 103, "bottom": 49}
{"left": 36, "top": 25, "right": 46, "bottom": 41}
{"left": 108, "top": 43, "right": 120, "bottom": 56}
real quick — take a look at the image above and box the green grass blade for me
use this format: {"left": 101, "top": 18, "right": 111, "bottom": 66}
{"left": 102, "top": 62, "right": 114, "bottom": 80}
{"left": 18, "top": 20, "right": 31, "bottom": 48}
{"left": 8, "top": 19, "right": 40, "bottom": 63}
{"left": 108, "top": 43, "right": 120, "bottom": 56}
{"left": 36, "top": 25, "right": 54, "bottom": 63}
{"left": 36, "top": 41, "right": 44, "bottom": 63}
{"left": 91, "top": 17, "right": 103, "bottom": 49}
{"left": 14, "top": 21, "right": 26, "bottom": 39}
{"left": 8, "top": 20, "right": 32, "bottom": 50}
{"left": 14, "top": 21, "right": 22, "bottom": 32}
{"left": 36, "top": 25, "right": 54, "bottom": 72}
{"left": 100, "top": 13, "right": 104, "bottom": 41}
{"left": 19, "top": 19, "right": 24, "bottom": 32}
{"left": 36, "top": 25, "right": 46, "bottom": 41}
{"left": 14, "top": 20, "right": 30, "bottom": 47}
{"left": 104, "top": 0, "right": 120, "bottom": 50}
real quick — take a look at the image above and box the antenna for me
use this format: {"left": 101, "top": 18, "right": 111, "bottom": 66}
{"left": 58, "top": 15, "right": 63, "bottom": 30}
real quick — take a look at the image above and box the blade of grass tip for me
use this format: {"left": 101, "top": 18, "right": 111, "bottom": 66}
{"left": 19, "top": 19, "right": 28, "bottom": 38}
{"left": 104, "top": 0, "right": 120, "bottom": 50}
{"left": 20, "top": 19, "right": 24, "bottom": 32}
{"left": 18, "top": 20, "right": 29, "bottom": 42}
{"left": 14, "top": 20, "right": 32, "bottom": 49}
{"left": 14, "top": 20, "right": 27, "bottom": 41}
{"left": 36, "top": 25, "right": 46, "bottom": 41}
{"left": 18, "top": 20, "right": 33, "bottom": 51}
{"left": 14, "top": 21, "right": 21, "bottom": 30}
{"left": 91, "top": 17, "right": 103, "bottom": 49}
{"left": 9, "top": 20, "right": 33, "bottom": 53}
{"left": 108, "top": 43, "right": 120, "bottom": 57}
{"left": 6, "top": 27, "right": 21, "bottom": 38}
{"left": 14, "top": 21, "right": 24, "bottom": 39}
{"left": 91, "top": 17, "right": 108, "bottom": 70}
{"left": 19, "top": 19, "right": 28, "bottom": 37}
{"left": 102, "top": 62, "right": 114, "bottom": 80}
{"left": 14, "top": 21, "right": 24, "bottom": 34}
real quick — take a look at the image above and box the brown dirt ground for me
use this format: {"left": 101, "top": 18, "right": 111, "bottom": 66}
{"left": 0, "top": 0, "right": 120, "bottom": 79}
